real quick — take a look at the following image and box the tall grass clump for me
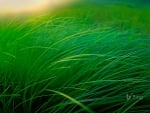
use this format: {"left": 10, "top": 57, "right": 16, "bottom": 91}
{"left": 0, "top": 5, "right": 150, "bottom": 113}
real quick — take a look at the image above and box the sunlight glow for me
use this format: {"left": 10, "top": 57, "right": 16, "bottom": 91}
{"left": 0, "top": 0, "right": 75, "bottom": 15}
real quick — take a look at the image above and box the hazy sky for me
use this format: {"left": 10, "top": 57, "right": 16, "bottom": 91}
{"left": 0, "top": 0, "right": 74, "bottom": 14}
{"left": 0, "top": 0, "right": 48, "bottom": 8}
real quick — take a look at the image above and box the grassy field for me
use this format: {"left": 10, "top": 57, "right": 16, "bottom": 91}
{"left": 0, "top": 3, "right": 150, "bottom": 113}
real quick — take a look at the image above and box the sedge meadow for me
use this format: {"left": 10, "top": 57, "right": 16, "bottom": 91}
{"left": 0, "top": 1, "right": 150, "bottom": 113}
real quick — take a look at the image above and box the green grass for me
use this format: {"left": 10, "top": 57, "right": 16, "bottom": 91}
{"left": 0, "top": 3, "right": 150, "bottom": 113}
